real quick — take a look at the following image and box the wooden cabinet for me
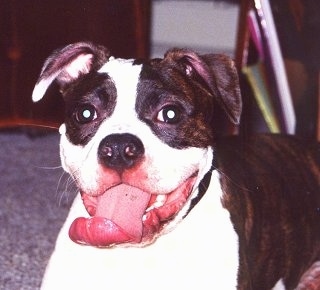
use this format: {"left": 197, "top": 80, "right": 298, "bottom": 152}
{"left": 0, "top": 0, "right": 151, "bottom": 129}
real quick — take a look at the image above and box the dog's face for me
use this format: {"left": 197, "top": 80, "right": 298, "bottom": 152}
{"left": 32, "top": 42, "right": 241, "bottom": 247}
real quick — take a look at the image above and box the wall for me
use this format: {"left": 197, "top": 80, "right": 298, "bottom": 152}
{"left": 151, "top": 0, "right": 239, "bottom": 57}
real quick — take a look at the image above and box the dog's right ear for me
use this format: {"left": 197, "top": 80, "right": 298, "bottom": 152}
{"left": 32, "top": 42, "right": 110, "bottom": 102}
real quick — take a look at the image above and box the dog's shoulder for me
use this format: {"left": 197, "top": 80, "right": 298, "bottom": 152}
{"left": 216, "top": 133, "right": 319, "bottom": 167}
{"left": 215, "top": 133, "right": 320, "bottom": 288}
{"left": 216, "top": 134, "right": 320, "bottom": 193}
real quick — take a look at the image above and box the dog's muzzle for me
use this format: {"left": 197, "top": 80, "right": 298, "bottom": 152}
{"left": 68, "top": 134, "right": 198, "bottom": 247}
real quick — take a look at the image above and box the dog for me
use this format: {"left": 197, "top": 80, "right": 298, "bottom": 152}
{"left": 32, "top": 42, "right": 320, "bottom": 289}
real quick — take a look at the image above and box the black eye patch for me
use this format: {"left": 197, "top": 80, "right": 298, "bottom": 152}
{"left": 136, "top": 64, "right": 213, "bottom": 149}
{"left": 63, "top": 73, "right": 117, "bottom": 145}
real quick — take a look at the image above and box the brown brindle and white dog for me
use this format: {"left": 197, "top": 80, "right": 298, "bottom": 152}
{"left": 32, "top": 42, "right": 320, "bottom": 289}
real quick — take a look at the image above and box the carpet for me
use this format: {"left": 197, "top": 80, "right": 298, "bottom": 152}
{"left": 0, "top": 130, "right": 76, "bottom": 290}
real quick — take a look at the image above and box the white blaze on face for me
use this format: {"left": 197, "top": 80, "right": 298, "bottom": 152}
{"left": 98, "top": 57, "right": 142, "bottom": 131}
{"left": 59, "top": 57, "right": 212, "bottom": 198}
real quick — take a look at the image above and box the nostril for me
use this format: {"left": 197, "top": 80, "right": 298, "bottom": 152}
{"left": 98, "top": 134, "right": 144, "bottom": 170}
{"left": 124, "top": 144, "right": 139, "bottom": 158}
{"left": 100, "top": 146, "right": 113, "bottom": 157}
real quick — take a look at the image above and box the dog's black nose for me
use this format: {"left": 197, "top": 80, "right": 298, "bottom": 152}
{"left": 98, "top": 133, "right": 145, "bottom": 170}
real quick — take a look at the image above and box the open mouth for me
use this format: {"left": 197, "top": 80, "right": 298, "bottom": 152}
{"left": 68, "top": 176, "right": 197, "bottom": 247}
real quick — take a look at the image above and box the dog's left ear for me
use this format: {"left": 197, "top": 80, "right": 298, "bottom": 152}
{"left": 164, "top": 49, "right": 242, "bottom": 124}
{"left": 32, "top": 42, "right": 110, "bottom": 102}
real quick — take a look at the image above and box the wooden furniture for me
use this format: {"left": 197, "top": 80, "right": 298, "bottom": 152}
{"left": 0, "top": 0, "right": 151, "bottom": 129}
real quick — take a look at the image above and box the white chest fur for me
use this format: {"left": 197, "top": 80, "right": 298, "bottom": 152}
{"left": 41, "top": 171, "right": 239, "bottom": 290}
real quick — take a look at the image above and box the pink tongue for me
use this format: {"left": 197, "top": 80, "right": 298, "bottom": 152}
{"left": 96, "top": 184, "right": 151, "bottom": 238}
{"left": 69, "top": 184, "right": 151, "bottom": 247}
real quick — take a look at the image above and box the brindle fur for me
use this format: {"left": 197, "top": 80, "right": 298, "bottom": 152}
{"left": 217, "top": 134, "right": 320, "bottom": 289}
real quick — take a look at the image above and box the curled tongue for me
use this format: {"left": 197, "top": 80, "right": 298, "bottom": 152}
{"left": 69, "top": 184, "right": 151, "bottom": 247}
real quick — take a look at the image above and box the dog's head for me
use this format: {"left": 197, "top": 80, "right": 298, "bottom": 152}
{"left": 32, "top": 42, "right": 241, "bottom": 247}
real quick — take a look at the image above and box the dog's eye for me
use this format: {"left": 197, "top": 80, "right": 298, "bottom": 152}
{"left": 75, "top": 105, "right": 97, "bottom": 124}
{"left": 157, "top": 105, "right": 181, "bottom": 124}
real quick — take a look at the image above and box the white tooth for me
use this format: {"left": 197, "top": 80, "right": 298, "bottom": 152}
{"left": 146, "top": 195, "right": 167, "bottom": 212}
{"left": 154, "top": 194, "right": 167, "bottom": 208}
